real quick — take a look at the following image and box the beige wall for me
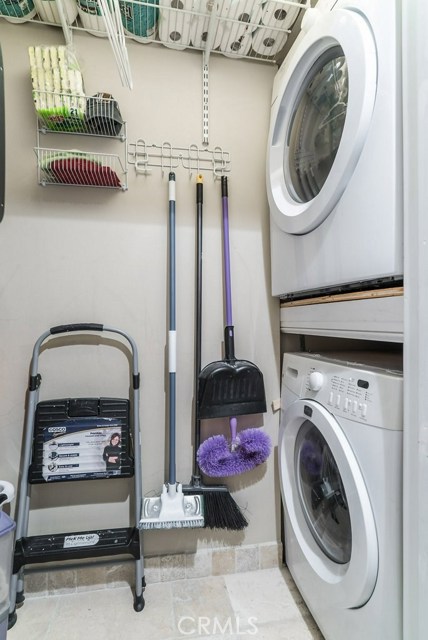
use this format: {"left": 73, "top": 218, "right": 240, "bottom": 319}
{"left": 0, "top": 21, "right": 280, "bottom": 555}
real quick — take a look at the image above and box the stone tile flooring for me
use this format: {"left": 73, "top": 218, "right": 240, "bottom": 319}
{"left": 8, "top": 567, "right": 325, "bottom": 639}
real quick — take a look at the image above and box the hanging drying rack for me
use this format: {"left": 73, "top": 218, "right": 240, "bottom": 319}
{"left": 128, "top": 139, "right": 231, "bottom": 177}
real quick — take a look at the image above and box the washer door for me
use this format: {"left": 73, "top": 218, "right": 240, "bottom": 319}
{"left": 267, "top": 8, "right": 377, "bottom": 235}
{"left": 279, "top": 399, "right": 378, "bottom": 608}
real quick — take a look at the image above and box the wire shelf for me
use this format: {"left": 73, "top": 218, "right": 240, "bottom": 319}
{"left": 34, "top": 91, "right": 126, "bottom": 138}
{"left": 1, "top": 0, "right": 308, "bottom": 63}
{"left": 35, "top": 147, "right": 128, "bottom": 189}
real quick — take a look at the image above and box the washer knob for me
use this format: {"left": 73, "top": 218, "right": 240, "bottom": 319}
{"left": 308, "top": 371, "right": 324, "bottom": 391}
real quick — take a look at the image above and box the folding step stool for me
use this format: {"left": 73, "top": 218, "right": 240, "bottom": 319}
{"left": 8, "top": 323, "right": 145, "bottom": 628}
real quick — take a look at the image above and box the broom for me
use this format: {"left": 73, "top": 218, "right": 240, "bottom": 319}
{"left": 183, "top": 174, "right": 248, "bottom": 531}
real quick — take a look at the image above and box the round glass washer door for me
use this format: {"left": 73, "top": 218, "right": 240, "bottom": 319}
{"left": 267, "top": 8, "right": 377, "bottom": 235}
{"left": 295, "top": 419, "right": 352, "bottom": 565}
{"left": 279, "top": 399, "right": 378, "bottom": 608}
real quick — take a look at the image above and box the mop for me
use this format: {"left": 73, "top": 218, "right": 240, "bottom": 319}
{"left": 183, "top": 175, "right": 248, "bottom": 530}
{"left": 140, "top": 173, "right": 204, "bottom": 530}
{"left": 197, "top": 177, "right": 271, "bottom": 478}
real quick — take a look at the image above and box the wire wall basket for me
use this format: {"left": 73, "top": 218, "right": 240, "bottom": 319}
{"left": 34, "top": 91, "right": 125, "bottom": 138}
{"left": 35, "top": 147, "right": 128, "bottom": 189}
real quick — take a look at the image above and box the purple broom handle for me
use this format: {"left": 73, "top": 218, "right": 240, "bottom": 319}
{"left": 222, "top": 176, "right": 233, "bottom": 327}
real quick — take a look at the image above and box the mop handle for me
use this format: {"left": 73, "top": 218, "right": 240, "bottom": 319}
{"left": 222, "top": 179, "right": 239, "bottom": 442}
{"left": 222, "top": 176, "right": 233, "bottom": 327}
{"left": 194, "top": 175, "right": 204, "bottom": 460}
{"left": 169, "top": 172, "right": 177, "bottom": 486}
{"left": 222, "top": 176, "right": 235, "bottom": 361}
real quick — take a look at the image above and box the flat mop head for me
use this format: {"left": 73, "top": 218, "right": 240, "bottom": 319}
{"left": 139, "top": 483, "right": 204, "bottom": 530}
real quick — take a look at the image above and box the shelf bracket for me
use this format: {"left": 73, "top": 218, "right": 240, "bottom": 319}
{"left": 202, "top": 61, "right": 209, "bottom": 146}
{"left": 201, "top": 0, "right": 219, "bottom": 145}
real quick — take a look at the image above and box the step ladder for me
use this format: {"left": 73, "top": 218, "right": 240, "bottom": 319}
{"left": 9, "top": 323, "right": 145, "bottom": 629}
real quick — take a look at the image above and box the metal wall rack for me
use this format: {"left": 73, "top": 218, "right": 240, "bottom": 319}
{"left": 34, "top": 91, "right": 128, "bottom": 189}
{"left": 128, "top": 139, "right": 231, "bottom": 177}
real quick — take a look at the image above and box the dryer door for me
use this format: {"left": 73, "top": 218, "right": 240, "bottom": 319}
{"left": 279, "top": 399, "right": 378, "bottom": 608}
{"left": 267, "top": 8, "right": 377, "bottom": 235}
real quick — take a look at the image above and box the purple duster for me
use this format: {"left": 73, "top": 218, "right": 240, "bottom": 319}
{"left": 197, "top": 427, "right": 272, "bottom": 478}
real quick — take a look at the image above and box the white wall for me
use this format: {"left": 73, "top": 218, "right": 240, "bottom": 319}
{"left": 0, "top": 21, "right": 280, "bottom": 555}
{"left": 402, "top": 1, "right": 428, "bottom": 637}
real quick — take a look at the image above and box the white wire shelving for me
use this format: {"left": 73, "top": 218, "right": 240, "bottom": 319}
{"left": 0, "top": 0, "right": 309, "bottom": 64}
{"left": 3, "top": 0, "right": 310, "bottom": 166}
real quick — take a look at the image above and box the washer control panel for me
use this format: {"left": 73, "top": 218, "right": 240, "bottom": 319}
{"left": 305, "top": 368, "right": 372, "bottom": 421}
{"left": 282, "top": 352, "right": 403, "bottom": 430}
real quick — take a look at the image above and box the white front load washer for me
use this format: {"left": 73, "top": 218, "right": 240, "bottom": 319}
{"left": 267, "top": 0, "right": 402, "bottom": 297}
{"left": 279, "top": 351, "right": 402, "bottom": 640}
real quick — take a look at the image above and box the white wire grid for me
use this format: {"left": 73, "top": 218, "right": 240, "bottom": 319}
{"left": 0, "top": 0, "right": 309, "bottom": 63}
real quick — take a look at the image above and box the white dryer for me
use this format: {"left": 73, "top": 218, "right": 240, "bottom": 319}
{"left": 267, "top": 0, "right": 402, "bottom": 298}
{"left": 279, "top": 351, "right": 402, "bottom": 640}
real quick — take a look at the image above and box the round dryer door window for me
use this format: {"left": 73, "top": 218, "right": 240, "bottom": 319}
{"left": 287, "top": 47, "right": 348, "bottom": 204}
{"left": 267, "top": 8, "right": 377, "bottom": 235}
{"left": 279, "top": 399, "right": 378, "bottom": 609}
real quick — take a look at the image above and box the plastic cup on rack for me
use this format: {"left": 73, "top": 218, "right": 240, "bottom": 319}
{"left": 86, "top": 93, "right": 124, "bottom": 137}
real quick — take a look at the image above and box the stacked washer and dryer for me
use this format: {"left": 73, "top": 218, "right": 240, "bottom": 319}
{"left": 266, "top": 1, "right": 404, "bottom": 639}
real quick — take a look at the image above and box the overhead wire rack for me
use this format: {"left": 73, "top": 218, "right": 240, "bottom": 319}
{"left": 0, "top": 0, "right": 310, "bottom": 64}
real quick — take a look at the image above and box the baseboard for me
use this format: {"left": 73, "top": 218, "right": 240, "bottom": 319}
{"left": 22, "top": 542, "right": 283, "bottom": 598}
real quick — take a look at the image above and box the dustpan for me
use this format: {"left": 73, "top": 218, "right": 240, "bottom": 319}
{"left": 198, "top": 176, "right": 266, "bottom": 419}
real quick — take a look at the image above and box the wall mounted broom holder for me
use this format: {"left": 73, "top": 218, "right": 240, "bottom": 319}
{"left": 128, "top": 139, "right": 231, "bottom": 178}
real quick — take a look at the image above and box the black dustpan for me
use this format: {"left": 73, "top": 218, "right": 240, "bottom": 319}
{"left": 198, "top": 177, "right": 266, "bottom": 420}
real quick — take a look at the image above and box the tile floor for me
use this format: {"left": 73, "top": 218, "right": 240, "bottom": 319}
{"left": 8, "top": 566, "right": 325, "bottom": 640}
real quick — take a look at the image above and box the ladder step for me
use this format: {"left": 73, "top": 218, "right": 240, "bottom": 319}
{"left": 13, "top": 527, "right": 140, "bottom": 573}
